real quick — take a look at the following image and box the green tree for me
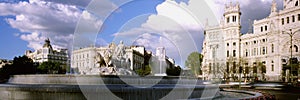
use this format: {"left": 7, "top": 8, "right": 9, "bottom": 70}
{"left": 185, "top": 52, "right": 203, "bottom": 76}
{"left": 37, "top": 61, "right": 66, "bottom": 74}
{"left": 0, "top": 55, "right": 37, "bottom": 81}
{"left": 135, "top": 65, "right": 151, "bottom": 76}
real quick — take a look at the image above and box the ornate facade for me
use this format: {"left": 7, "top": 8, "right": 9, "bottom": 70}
{"left": 25, "top": 38, "right": 69, "bottom": 65}
{"left": 202, "top": 0, "right": 300, "bottom": 81}
{"left": 71, "top": 42, "right": 146, "bottom": 75}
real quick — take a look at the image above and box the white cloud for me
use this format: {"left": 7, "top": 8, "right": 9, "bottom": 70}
{"left": 0, "top": 0, "right": 116, "bottom": 51}
{"left": 113, "top": 0, "right": 213, "bottom": 66}
{"left": 20, "top": 32, "right": 46, "bottom": 50}
{"left": 132, "top": 33, "right": 181, "bottom": 64}
{"left": 209, "top": 0, "right": 283, "bottom": 33}
{"left": 113, "top": 0, "right": 283, "bottom": 66}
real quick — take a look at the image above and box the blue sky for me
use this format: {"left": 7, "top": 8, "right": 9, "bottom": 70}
{"left": 97, "top": 0, "right": 164, "bottom": 44}
{"left": 0, "top": 0, "right": 283, "bottom": 67}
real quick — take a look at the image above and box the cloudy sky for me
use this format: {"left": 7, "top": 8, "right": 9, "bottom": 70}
{"left": 0, "top": 0, "right": 283, "bottom": 66}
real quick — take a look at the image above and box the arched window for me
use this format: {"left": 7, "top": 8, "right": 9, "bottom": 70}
{"left": 290, "top": 45, "right": 299, "bottom": 52}
{"left": 296, "top": 1, "right": 299, "bottom": 6}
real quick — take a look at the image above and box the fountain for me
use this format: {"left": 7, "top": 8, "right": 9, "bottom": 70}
{"left": 0, "top": 42, "right": 265, "bottom": 99}
{"left": 0, "top": 74, "right": 266, "bottom": 99}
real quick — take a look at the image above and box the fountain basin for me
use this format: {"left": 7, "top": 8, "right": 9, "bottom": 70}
{"left": 0, "top": 75, "right": 263, "bottom": 100}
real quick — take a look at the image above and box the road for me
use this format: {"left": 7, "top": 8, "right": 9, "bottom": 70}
{"left": 255, "top": 87, "right": 300, "bottom": 100}
{"left": 220, "top": 82, "right": 300, "bottom": 100}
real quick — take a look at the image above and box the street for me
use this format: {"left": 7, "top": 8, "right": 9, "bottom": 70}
{"left": 220, "top": 82, "right": 300, "bottom": 100}
{"left": 254, "top": 87, "right": 300, "bottom": 100}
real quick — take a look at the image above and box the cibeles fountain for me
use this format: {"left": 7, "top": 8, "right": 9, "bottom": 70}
{"left": 94, "top": 41, "right": 134, "bottom": 75}
{"left": 0, "top": 41, "right": 264, "bottom": 100}
{"left": 91, "top": 41, "right": 167, "bottom": 76}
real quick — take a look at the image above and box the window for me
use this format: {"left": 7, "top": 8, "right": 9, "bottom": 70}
{"left": 233, "top": 16, "right": 237, "bottom": 22}
{"left": 233, "top": 50, "right": 236, "bottom": 57}
{"left": 227, "top": 50, "right": 230, "bottom": 57}
{"left": 233, "top": 62, "right": 236, "bottom": 73}
{"left": 253, "top": 66, "right": 257, "bottom": 73}
{"left": 266, "top": 47, "right": 268, "bottom": 54}
{"left": 265, "top": 25, "right": 267, "bottom": 31}
{"left": 272, "top": 44, "right": 274, "bottom": 53}
{"left": 227, "top": 17, "right": 230, "bottom": 23}
{"left": 227, "top": 43, "right": 229, "bottom": 46}
{"left": 296, "top": 1, "right": 299, "bottom": 6}
{"left": 261, "top": 26, "right": 263, "bottom": 32}
{"left": 233, "top": 42, "right": 236, "bottom": 46}
{"left": 287, "top": 17, "right": 290, "bottom": 24}
{"left": 290, "top": 45, "right": 299, "bottom": 52}
{"left": 282, "top": 18, "right": 285, "bottom": 25}
{"left": 254, "top": 40, "right": 256, "bottom": 44}
{"left": 292, "top": 15, "right": 295, "bottom": 22}
{"left": 245, "top": 49, "right": 248, "bottom": 57}
{"left": 295, "top": 45, "right": 299, "bottom": 52}
{"left": 298, "top": 14, "right": 300, "bottom": 21}
{"left": 254, "top": 48, "right": 256, "bottom": 56}
{"left": 271, "top": 60, "right": 274, "bottom": 71}
{"left": 226, "top": 62, "right": 230, "bottom": 73}
{"left": 262, "top": 47, "right": 266, "bottom": 55}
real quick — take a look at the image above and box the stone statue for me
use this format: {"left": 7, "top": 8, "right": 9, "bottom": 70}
{"left": 95, "top": 52, "right": 106, "bottom": 67}
{"left": 113, "top": 41, "right": 126, "bottom": 60}
{"left": 94, "top": 41, "right": 134, "bottom": 75}
{"left": 103, "top": 49, "right": 112, "bottom": 67}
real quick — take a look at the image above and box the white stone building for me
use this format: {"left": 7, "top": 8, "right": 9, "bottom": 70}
{"left": 202, "top": 0, "right": 300, "bottom": 81}
{"left": 71, "top": 42, "right": 146, "bottom": 74}
{"left": 25, "top": 38, "right": 69, "bottom": 65}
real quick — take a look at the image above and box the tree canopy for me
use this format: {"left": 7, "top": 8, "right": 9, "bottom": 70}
{"left": 37, "top": 61, "right": 66, "bottom": 74}
{"left": 135, "top": 64, "right": 151, "bottom": 77}
{"left": 185, "top": 52, "right": 203, "bottom": 76}
{"left": 0, "top": 55, "right": 37, "bottom": 81}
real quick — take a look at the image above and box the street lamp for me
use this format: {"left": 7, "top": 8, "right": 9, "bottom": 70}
{"left": 282, "top": 28, "right": 300, "bottom": 82}
{"left": 239, "top": 39, "right": 242, "bottom": 89}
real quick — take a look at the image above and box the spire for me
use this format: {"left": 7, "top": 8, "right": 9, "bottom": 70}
{"left": 236, "top": 1, "right": 240, "bottom": 8}
{"left": 247, "top": 19, "right": 253, "bottom": 33}
{"left": 43, "top": 38, "right": 53, "bottom": 49}
{"left": 271, "top": 0, "right": 277, "bottom": 13}
{"left": 205, "top": 18, "right": 209, "bottom": 27}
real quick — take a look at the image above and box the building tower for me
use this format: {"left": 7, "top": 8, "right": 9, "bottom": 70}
{"left": 223, "top": 2, "right": 242, "bottom": 79}
{"left": 223, "top": 2, "right": 241, "bottom": 58}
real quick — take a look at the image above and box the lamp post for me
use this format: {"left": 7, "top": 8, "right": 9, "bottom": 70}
{"left": 239, "top": 39, "right": 242, "bottom": 89}
{"left": 282, "top": 29, "right": 300, "bottom": 82}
